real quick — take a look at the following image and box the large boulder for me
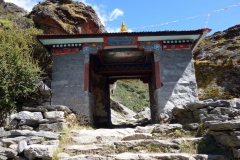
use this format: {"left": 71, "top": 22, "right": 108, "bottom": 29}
{"left": 24, "top": 144, "right": 57, "bottom": 160}
{"left": 28, "top": 0, "right": 106, "bottom": 34}
{"left": 12, "top": 111, "right": 43, "bottom": 121}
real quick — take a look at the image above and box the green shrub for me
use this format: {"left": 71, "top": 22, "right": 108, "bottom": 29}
{"left": 0, "top": 27, "right": 46, "bottom": 113}
{"left": 0, "top": 19, "right": 11, "bottom": 29}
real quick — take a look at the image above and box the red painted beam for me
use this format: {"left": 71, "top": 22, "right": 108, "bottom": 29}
{"left": 154, "top": 61, "right": 161, "bottom": 89}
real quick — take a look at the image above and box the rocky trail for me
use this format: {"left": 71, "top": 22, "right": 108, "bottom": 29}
{"left": 1, "top": 98, "right": 240, "bottom": 159}
{"left": 57, "top": 124, "right": 229, "bottom": 160}
{"left": 0, "top": 122, "right": 232, "bottom": 160}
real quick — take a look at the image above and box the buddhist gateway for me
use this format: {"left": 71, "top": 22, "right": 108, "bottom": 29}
{"left": 37, "top": 26, "right": 211, "bottom": 127}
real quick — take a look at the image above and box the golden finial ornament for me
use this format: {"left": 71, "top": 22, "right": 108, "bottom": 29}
{"left": 121, "top": 21, "right": 127, "bottom": 32}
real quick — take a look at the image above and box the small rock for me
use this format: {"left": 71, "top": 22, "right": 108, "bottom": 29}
{"left": 0, "top": 155, "right": 7, "bottom": 160}
{"left": 188, "top": 123, "right": 199, "bottom": 130}
{"left": 201, "top": 114, "right": 229, "bottom": 122}
{"left": 17, "top": 141, "right": 27, "bottom": 153}
{"left": 19, "top": 125, "right": 33, "bottom": 130}
{"left": 12, "top": 111, "right": 43, "bottom": 121}
{"left": 44, "top": 111, "right": 65, "bottom": 119}
{"left": 0, "top": 146, "right": 18, "bottom": 158}
{"left": 66, "top": 113, "right": 77, "bottom": 124}
{"left": 57, "top": 152, "right": 71, "bottom": 159}
{"left": 39, "top": 122, "right": 67, "bottom": 131}
{"left": 72, "top": 136, "right": 97, "bottom": 144}
{"left": 19, "top": 119, "right": 39, "bottom": 126}
{"left": 10, "top": 130, "right": 60, "bottom": 140}
{"left": 38, "top": 118, "right": 66, "bottom": 124}
{"left": 211, "top": 131, "right": 240, "bottom": 147}
{"left": 27, "top": 136, "right": 43, "bottom": 145}
{"left": 152, "top": 124, "right": 182, "bottom": 134}
{"left": 64, "top": 144, "right": 101, "bottom": 154}
{"left": 233, "top": 147, "right": 240, "bottom": 158}
{"left": 122, "top": 133, "right": 152, "bottom": 141}
{"left": 0, "top": 128, "right": 10, "bottom": 138}
{"left": 9, "top": 144, "right": 18, "bottom": 151}
{"left": 1, "top": 136, "right": 27, "bottom": 147}
{"left": 205, "top": 100, "right": 230, "bottom": 108}
{"left": 208, "top": 120, "right": 240, "bottom": 130}
{"left": 8, "top": 119, "right": 19, "bottom": 130}
{"left": 22, "top": 106, "right": 47, "bottom": 112}
{"left": 37, "top": 105, "right": 72, "bottom": 113}
{"left": 135, "top": 125, "right": 155, "bottom": 133}
{"left": 38, "top": 81, "right": 51, "bottom": 96}
{"left": 42, "top": 140, "right": 59, "bottom": 145}
{"left": 235, "top": 98, "right": 240, "bottom": 109}
{"left": 230, "top": 131, "right": 240, "bottom": 136}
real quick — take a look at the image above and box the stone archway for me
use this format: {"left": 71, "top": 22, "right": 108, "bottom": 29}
{"left": 85, "top": 45, "right": 161, "bottom": 127}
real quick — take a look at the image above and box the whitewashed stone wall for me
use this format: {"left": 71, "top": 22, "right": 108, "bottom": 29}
{"left": 155, "top": 49, "right": 198, "bottom": 121}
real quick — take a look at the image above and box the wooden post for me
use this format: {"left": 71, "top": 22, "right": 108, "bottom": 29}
{"left": 84, "top": 54, "right": 90, "bottom": 91}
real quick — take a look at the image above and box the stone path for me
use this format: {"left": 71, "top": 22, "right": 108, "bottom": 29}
{"left": 56, "top": 124, "right": 229, "bottom": 160}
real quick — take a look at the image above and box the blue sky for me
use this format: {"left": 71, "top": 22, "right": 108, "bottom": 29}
{"left": 5, "top": 0, "right": 240, "bottom": 35}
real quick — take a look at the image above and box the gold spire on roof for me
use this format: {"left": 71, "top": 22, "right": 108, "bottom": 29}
{"left": 121, "top": 21, "right": 127, "bottom": 32}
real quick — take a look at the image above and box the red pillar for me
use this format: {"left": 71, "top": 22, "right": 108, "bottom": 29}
{"left": 84, "top": 54, "right": 90, "bottom": 91}
{"left": 154, "top": 61, "right": 161, "bottom": 89}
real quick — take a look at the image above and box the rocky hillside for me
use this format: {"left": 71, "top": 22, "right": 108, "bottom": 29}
{"left": 111, "top": 80, "right": 150, "bottom": 113}
{"left": 193, "top": 25, "right": 240, "bottom": 100}
{"left": 28, "top": 0, "right": 106, "bottom": 34}
{"left": 0, "top": 0, "right": 33, "bottom": 29}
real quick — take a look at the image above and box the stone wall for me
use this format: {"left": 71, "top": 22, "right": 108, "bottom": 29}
{"left": 172, "top": 98, "right": 240, "bottom": 158}
{"left": 155, "top": 49, "right": 198, "bottom": 122}
{"left": 51, "top": 52, "right": 93, "bottom": 124}
{"left": 0, "top": 105, "right": 76, "bottom": 160}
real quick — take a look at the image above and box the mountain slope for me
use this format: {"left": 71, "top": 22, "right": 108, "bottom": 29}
{"left": 193, "top": 24, "right": 240, "bottom": 100}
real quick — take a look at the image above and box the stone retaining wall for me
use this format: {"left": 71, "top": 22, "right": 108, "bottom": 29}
{"left": 172, "top": 98, "right": 240, "bottom": 158}
{"left": 0, "top": 105, "right": 76, "bottom": 160}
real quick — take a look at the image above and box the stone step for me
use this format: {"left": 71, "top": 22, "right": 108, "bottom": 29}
{"left": 58, "top": 152, "right": 229, "bottom": 160}
{"left": 114, "top": 137, "right": 203, "bottom": 150}
{"left": 109, "top": 153, "right": 229, "bottom": 160}
{"left": 64, "top": 144, "right": 105, "bottom": 155}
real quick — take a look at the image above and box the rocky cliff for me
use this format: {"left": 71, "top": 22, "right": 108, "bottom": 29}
{"left": 193, "top": 25, "right": 240, "bottom": 100}
{"left": 0, "top": 0, "right": 27, "bottom": 16}
{"left": 28, "top": 0, "right": 106, "bottom": 34}
{"left": 0, "top": 0, "right": 31, "bottom": 29}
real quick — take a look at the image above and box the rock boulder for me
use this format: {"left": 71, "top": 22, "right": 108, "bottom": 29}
{"left": 28, "top": 0, "right": 106, "bottom": 34}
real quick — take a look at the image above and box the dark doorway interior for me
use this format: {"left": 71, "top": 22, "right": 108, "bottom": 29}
{"left": 89, "top": 48, "right": 156, "bottom": 128}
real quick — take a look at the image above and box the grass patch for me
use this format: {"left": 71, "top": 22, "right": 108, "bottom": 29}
{"left": 154, "top": 129, "right": 193, "bottom": 140}
{"left": 179, "top": 141, "right": 198, "bottom": 154}
{"left": 52, "top": 124, "right": 95, "bottom": 160}
{"left": 146, "top": 144, "right": 171, "bottom": 153}
{"left": 0, "top": 19, "right": 11, "bottom": 29}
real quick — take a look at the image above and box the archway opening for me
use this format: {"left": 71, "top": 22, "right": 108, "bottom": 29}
{"left": 110, "top": 79, "right": 151, "bottom": 128}
{"left": 89, "top": 49, "right": 157, "bottom": 128}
